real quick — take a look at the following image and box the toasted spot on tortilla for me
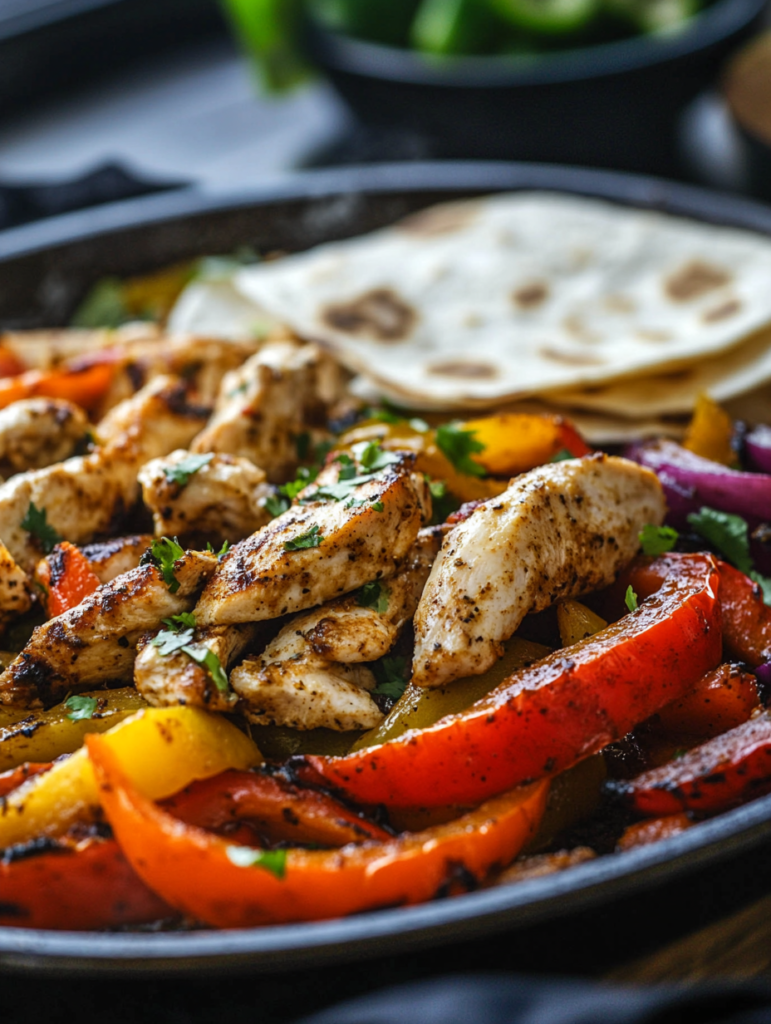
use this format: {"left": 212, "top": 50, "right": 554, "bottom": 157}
{"left": 562, "top": 315, "right": 601, "bottom": 343}
{"left": 321, "top": 289, "right": 417, "bottom": 341}
{"left": 513, "top": 282, "right": 549, "bottom": 309}
{"left": 635, "top": 329, "right": 673, "bottom": 342}
{"left": 398, "top": 201, "right": 481, "bottom": 237}
{"left": 664, "top": 261, "right": 732, "bottom": 301}
{"left": 604, "top": 294, "right": 636, "bottom": 314}
{"left": 539, "top": 346, "right": 605, "bottom": 366}
{"left": 427, "top": 360, "right": 498, "bottom": 379}
{"left": 703, "top": 298, "right": 742, "bottom": 323}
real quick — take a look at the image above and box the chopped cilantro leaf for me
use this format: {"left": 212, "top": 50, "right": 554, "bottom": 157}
{"left": 687, "top": 508, "right": 753, "bottom": 575}
{"left": 151, "top": 626, "right": 196, "bottom": 656}
{"left": 65, "top": 694, "right": 98, "bottom": 722}
{"left": 282, "top": 467, "right": 318, "bottom": 501}
{"left": 225, "top": 846, "right": 287, "bottom": 878}
{"left": 205, "top": 540, "right": 231, "bottom": 559}
{"left": 150, "top": 537, "right": 185, "bottom": 593}
{"left": 371, "top": 501, "right": 384, "bottom": 513}
{"left": 550, "top": 448, "right": 574, "bottom": 463}
{"left": 357, "top": 581, "right": 390, "bottom": 614}
{"left": 183, "top": 644, "right": 230, "bottom": 693}
{"left": 353, "top": 441, "right": 401, "bottom": 472}
{"left": 373, "top": 656, "right": 409, "bottom": 701}
{"left": 284, "top": 526, "right": 323, "bottom": 551}
{"left": 335, "top": 453, "right": 357, "bottom": 481}
{"left": 21, "top": 502, "right": 62, "bottom": 554}
{"left": 639, "top": 524, "right": 679, "bottom": 557}
{"left": 625, "top": 586, "right": 639, "bottom": 613}
{"left": 163, "top": 453, "right": 213, "bottom": 487}
{"left": 162, "top": 612, "right": 196, "bottom": 631}
{"left": 369, "top": 408, "right": 401, "bottom": 425}
{"left": 428, "top": 479, "right": 447, "bottom": 499}
{"left": 265, "top": 492, "right": 290, "bottom": 519}
{"left": 435, "top": 423, "right": 486, "bottom": 477}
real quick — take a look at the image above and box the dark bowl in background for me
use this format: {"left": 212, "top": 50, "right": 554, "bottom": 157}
{"left": 304, "top": 0, "right": 768, "bottom": 177}
{"left": 723, "top": 30, "right": 771, "bottom": 201}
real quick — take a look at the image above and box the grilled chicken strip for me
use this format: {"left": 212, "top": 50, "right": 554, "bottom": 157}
{"left": 230, "top": 528, "right": 442, "bottom": 731}
{"left": 194, "top": 451, "right": 431, "bottom": 627}
{"left": 138, "top": 450, "right": 272, "bottom": 542}
{"left": 0, "top": 324, "right": 160, "bottom": 372}
{"left": 0, "top": 399, "right": 89, "bottom": 474}
{"left": 0, "top": 542, "right": 31, "bottom": 632}
{"left": 412, "top": 454, "right": 666, "bottom": 689}
{"left": 0, "top": 550, "right": 217, "bottom": 708}
{"left": 190, "top": 339, "right": 345, "bottom": 483}
{"left": 80, "top": 534, "right": 154, "bottom": 584}
{"left": 0, "top": 376, "right": 209, "bottom": 572}
{"left": 134, "top": 623, "right": 261, "bottom": 713}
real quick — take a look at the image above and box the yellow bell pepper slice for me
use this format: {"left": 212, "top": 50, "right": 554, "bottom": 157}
{"left": 0, "top": 687, "right": 147, "bottom": 772}
{"left": 556, "top": 600, "right": 608, "bottom": 648}
{"left": 0, "top": 706, "right": 260, "bottom": 849}
{"left": 683, "top": 394, "right": 736, "bottom": 468}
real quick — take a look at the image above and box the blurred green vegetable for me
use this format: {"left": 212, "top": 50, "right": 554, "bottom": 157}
{"left": 487, "top": 0, "right": 600, "bottom": 34}
{"left": 221, "top": 0, "right": 309, "bottom": 91}
{"left": 410, "top": 0, "right": 497, "bottom": 54}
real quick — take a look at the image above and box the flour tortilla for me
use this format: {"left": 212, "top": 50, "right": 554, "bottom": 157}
{"left": 232, "top": 192, "right": 771, "bottom": 410}
{"left": 544, "top": 324, "right": 771, "bottom": 418}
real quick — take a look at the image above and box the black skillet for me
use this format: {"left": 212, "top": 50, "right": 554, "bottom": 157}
{"left": 1, "top": 162, "right": 771, "bottom": 977}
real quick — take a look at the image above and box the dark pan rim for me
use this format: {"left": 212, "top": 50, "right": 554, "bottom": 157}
{"left": 1, "top": 160, "right": 771, "bottom": 973}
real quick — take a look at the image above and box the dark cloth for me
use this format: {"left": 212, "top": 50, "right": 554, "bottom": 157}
{"left": 296, "top": 974, "right": 771, "bottom": 1024}
{"left": 0, "top": 162, "right": 184, "bottom": 231}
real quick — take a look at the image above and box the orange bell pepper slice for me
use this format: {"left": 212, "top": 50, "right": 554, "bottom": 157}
{"left": 0, "top": 762, "right": 51, "bottom": 797}
{"left": 463, "top": 413, "right": 591, "bottom": 477}
{"left": 36, "top": 541, "right": 101, "bottom": 617}
{"left": 296, "top": 554, "right": 721, "bottom": 809}
{"left": 88, "top": 734, "right": 548, "bottom": 928}
{"left": 0, "top": 359, "right": 116, "bottom": 413}
{"left": 683, "top": 394, "right": 735, "bottom": 467}
{"left": 0, "top": 834, "right": 173, "bottom": 930}
{"left": 651, "top": 663, "right": 760, "bottom": 740}
{"left": 616, "top": 813, "right": 693, "bottom": 851}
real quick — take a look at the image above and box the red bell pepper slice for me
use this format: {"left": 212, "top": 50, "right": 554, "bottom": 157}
{"left": 0, "top": 762, "right": 51, "bottom": 797}
{"left": 37, "top": 541, "right": 101, "bottom": 617}
{"left": 295, "top": 553, "right": 721, "bottom": 809}
{"left": 650, "top": 663, "right": 760, "bottom": 740}
{"left": 608, "top": 711, "right": 771, "bottom": 816}
{"left": 616, "top": 813, "right": 693, "bottom": 851}
{"left": 87, "top": 734, "right": 549, "bottom": 928}
{"left": 162, "top": 769, "right": 393, "bottom": 847}
{"left": 0, "top": 834, "right": 173, "bottom": 930}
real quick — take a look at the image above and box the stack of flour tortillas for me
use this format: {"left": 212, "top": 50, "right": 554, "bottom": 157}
{"left": 169, "top": 192, "right": 771, "bottom": 442}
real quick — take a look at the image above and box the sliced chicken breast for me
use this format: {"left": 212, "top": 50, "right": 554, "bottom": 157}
{"left": 412, "top": 454, "right": 666, "bottom": 688}
{"left": 190, "top": 339, "right": 344, "bottom": 482}
{"left": 80, "top": 534, "right": 154, "bottom": 584}
{"left": 0, "top": 399, "right": 89, "bottom": 473}
{"left": 138, "top": 450, "right": 272, "bottom": 542}
{"left": 0, "top": 550, "right": 217, "bottom": 708}
{"left": 194, "top": 451, "right": 431, "bottom": 627}
{"left": 0, "top": 542, "right": 31, "bottom": 633}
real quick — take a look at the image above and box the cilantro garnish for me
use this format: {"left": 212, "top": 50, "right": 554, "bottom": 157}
{"left": 371, "top": 501, "right": 384, "bottom": 513}
{"left": 265, "top": 493, "right": 290, "bottom": 518}
{"left": 335, "top": 453, "right": 357, "bottom": 481}
{"left": 65, "top": 694, "right": 98, "bottom": 722}
{"left": 625, "top": 586, "right": 639, "bottom": 613}
{"left": 687, "top": 507, "right": 771, "bottom": 604}
{"left": 226, "top": 846, "right": 287, "bottom": 878}
{"left": 550, "top": 448, "right": 574, "bottom": 463}
{"left": 162, "top": 612, "right": 196, "bottom": 630}
{"left": 357, "top": 581, "right": 390, "bottom": 614}
{"left": 435, "top": 423, "right": 486, "bottom": 477}
{"left": 425, "top": 477, "right": 460, "bottom": 525}
{"left": 163, "top": 453, "right": 213, "bottom": 488}
{"left": 639, "top": 524, "right": 679, "bottom": 557}
{"left": 354, "top": 440, "right": 401, "bottom": 473}
{"left": 373, "top": 656, "right": 409, "bottom": 701}
{"left": 151, "top": 626, "right": 196, "bottom": 656}
{"left": 184, "top": 644, "right": 230, "bottom": 693}
{"left": 205, "top": 540, "right": 230, "bottom": 559}
{"left": 21, "top": 502, "right": 62, "bottom": 554}
{"left": 284, "top": 526, "right": 323, "bottom": 551}
{"left": 148, "top": 537, "right": 185, "bottom": 593}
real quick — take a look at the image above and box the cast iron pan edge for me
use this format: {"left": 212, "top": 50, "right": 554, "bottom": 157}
{"left": 1, "top": 162, "right": 771, "bottom": 974}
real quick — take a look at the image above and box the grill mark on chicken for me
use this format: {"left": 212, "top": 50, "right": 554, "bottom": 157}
{"left": 0, "top": 550, "right": 217, "bottom": 708}
{"left": 194, "top": 453, "right": 431, "bottom": 627}
{"left": 412, "top": 454, "right": 666, "bottom": 688}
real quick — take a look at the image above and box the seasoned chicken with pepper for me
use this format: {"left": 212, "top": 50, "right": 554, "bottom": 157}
{"left": 134, "top": 623, "right": 261, "bottom": 713}
{"left": 194, "top": 448, "right": 431, "bottom": 627}
{"left": 412, "top": 454, "right": 666, "bottom": 688}
{"left": 0, "top": 549, "right": 217, "bottom": 708}
{"left": 0, "top": 376, "right": 209, "bottom": 571}
{"left": 0, "top": 541, "right": 31, "bottom": 632}
{"left": 78, "top": 534, "right": 154, "bottom": 584}
{"left": 230, "top": 528, "right": 442, "bottom": 730}
{"left": 138, "top": 450, "right": 272, "bottom": 542}
{"left": 190, "top": 339, "right": 345, "bottom": 482}
{"left": 0, "top": 398, "right": 89, "bottom": 474}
